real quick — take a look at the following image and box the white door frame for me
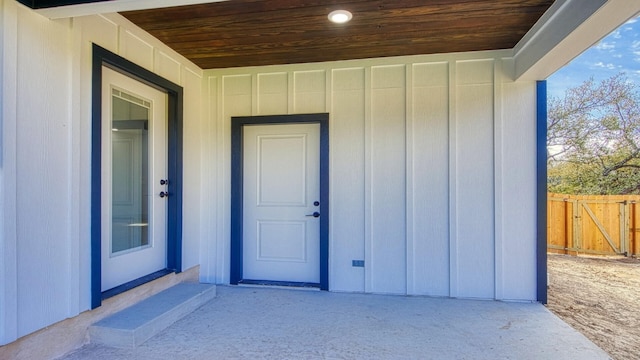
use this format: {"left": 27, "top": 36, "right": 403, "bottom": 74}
{"left": 230, "top": 114, "right": 330, "bottom": 290}
{"left": 91, "top": 44, "right": 184, "bottom": 308}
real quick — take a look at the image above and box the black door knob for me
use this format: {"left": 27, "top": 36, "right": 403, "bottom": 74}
{"left": 305, "top": 212, "right": 320, "bottom": 218}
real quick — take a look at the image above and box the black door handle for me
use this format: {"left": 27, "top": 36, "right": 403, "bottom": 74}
{"left": 305, "top": 212, "right": 320, "bottom": 218}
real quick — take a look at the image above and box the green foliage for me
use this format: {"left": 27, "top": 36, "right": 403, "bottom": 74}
{"left": 548, "top": 161, "right": 640, "bottom": 194}
{"left": 548, "top": 73, "right": 640, "bottom": 195}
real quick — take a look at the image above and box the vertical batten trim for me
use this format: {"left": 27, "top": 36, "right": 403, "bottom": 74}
{"left": 536, "top": 80, "right": 548, "bottom": 304}
{"left": 287, "top": 70, "right": 294, "bottom": 114}
{"left": 448, "top": 61, "right": 458, "bottom": 297}
{"left": 210, "top": 75, "right": 220, "bottom": 283}
{"left": 198, "top": 76, "right": 210, "bottom": 281}
{"left": 405, "top": 63, "right": 415, "bottom": 295}
{"left": 201, "top": 76, "right": 216, "bottom": 282}
{"left": 493, "top": 59, "right": 504, "bottom": 300}
{"left": 251, "top": 73, "right": 257, "bottom": 116}
{"left": 402, "top": 66, "right": 408, "bottom": 294}
{"left": 325, "top": 68, "right": 332, "bottom": 114}
{"left": 363, "top": 66, "right": 373, "bottom": 293}
{"left": 67, "top": 15, "right": 82, "bottom": 317}
{"left": 151, "top": 44, "right": 157, "bottom": 77}
{"left": 325, "top": 68, "right": 334, "bottom": 289}
{"left": 215, "top": 75, "right": 227, "bottom": 283}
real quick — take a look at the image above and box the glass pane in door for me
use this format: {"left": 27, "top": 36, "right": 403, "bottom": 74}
{"left": 111, "top": 88, "right": 151, "bottom": 254}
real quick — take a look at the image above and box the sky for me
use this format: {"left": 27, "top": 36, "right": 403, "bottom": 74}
{"left": 548, "top": 15, "right": 640, "bottom": 98}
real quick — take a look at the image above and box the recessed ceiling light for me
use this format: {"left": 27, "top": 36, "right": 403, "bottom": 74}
{"left": 328, "top": 10, "right": 352, "bottom": 24}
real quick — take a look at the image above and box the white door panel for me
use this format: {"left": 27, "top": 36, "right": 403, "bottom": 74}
{"left": 243, "top": 124, "right": 320, "bottom": 283}
{"left": 101, "top": 67, "right": 168, "bottom": 291}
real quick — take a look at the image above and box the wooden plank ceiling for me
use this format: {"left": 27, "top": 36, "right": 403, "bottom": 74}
{"left": 121, "top": 0, "right": 555, "bottom": 70}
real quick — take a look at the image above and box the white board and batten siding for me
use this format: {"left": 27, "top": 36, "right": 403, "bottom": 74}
{"left": 204, "top": 53, "right": 537, "bottom": 301}
{"left": 1, "top": 0, "right": 538, "bottom": 346}
{"left": 0, "top": 2, "right": 204, "bottom": 344}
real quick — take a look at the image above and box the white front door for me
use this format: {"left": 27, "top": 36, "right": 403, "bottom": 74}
{"left": 101, "top": 67, "right": 168, "bottom": 291}
{"left": 243, "top": 123, "right": 321, "bottom": 284}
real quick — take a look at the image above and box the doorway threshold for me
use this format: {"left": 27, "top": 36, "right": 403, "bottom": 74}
{"left": 102, "top": 269, "right": 173, "bottom": 300}
{"left": 237, "top": 279, "right": 321, "bottom": 291}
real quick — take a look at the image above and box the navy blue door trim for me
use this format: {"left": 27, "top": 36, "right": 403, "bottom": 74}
{"left": 536, "top": 80, "right": 548, "bottom": 304}
{"left": 91, "top": 44, "right": 183, "bottom": 309}
{"left": 230, "top": 114, "right": 330, "bottom": 290}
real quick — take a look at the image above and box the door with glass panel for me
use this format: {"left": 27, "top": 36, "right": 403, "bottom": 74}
{"left": 101, "top": 66, "right": 168, "bottom": 291}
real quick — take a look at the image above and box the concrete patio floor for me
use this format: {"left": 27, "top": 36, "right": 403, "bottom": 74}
{"left": 60, "top": 285, "right": 610, "bottom": 360}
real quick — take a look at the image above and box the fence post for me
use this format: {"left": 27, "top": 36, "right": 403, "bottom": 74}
{"left": 632, "top": 202, "right": 637, "bottom": 256}
{"left": 620, "top": 200, "right": 629, "bottom": 256}
{"left": 572, "top": 199, "right": 580, "bottom": 252}
{"left": 564, "top": 199, "right": 569, "bottom": 251}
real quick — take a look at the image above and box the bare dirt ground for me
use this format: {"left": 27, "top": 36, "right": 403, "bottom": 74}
{"left": 547, "top": 254, "right": 640, "bottom": 360}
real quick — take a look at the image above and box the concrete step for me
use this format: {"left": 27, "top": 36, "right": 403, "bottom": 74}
{"left": 89, "top": 283, "right": 216, "bottom": 348}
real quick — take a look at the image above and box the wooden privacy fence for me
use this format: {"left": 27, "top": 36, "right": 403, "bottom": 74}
{"left": 548, "top": 193, "right": 640, "bottom": 256}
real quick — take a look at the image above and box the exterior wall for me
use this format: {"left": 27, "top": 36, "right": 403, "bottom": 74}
{"left": 1, "top": 267, "right": 199, "bottom": 360}
{"left": 0, "top": 1, "right": 204, "bottom": 345}
{"left": 203, "top": 53, "right": 537, "bottom": 300}
{"left": 0, "top": 0, "right": 539, "bottom": 350}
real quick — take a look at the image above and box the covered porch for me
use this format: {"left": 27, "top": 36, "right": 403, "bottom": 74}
{"left": 2, "top": 1, "right": 639, "bottom": 358}
{"left": 60, "top": 285, "right": 608, "bottom": 359}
